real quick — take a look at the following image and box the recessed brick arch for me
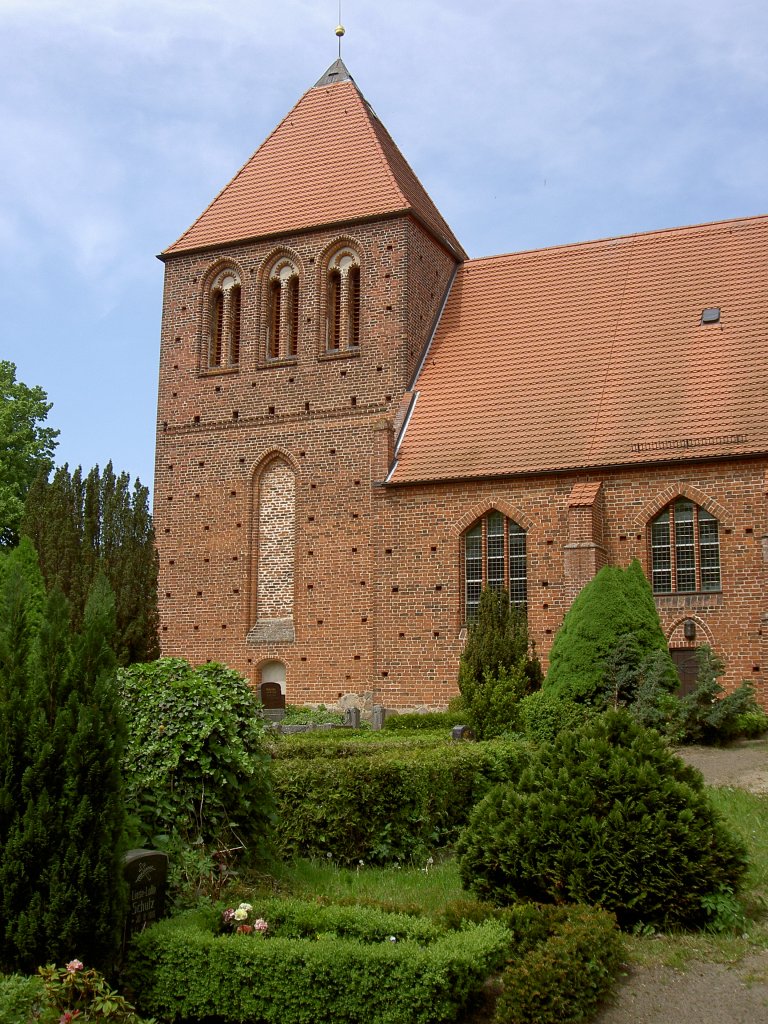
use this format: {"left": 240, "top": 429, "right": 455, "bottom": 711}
{"left": 453, "top": 497, "right": 535, "bottom": 537}
{"left": 247, "top": 452, "right": 298, "bottom": 629}
{"left": 197, "top": 256, "right": 246, "bottom": 370}
{"left": 665, "top": 613, "right": 716, "bottom": 647}
{"left": 633, "top": 483, "right": 734, "bottom": 530}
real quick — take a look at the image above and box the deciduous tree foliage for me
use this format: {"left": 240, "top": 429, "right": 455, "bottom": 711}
{"left": 0, "top": 361, "right": 59, "bottom": 547}
{"left": 22, "top": 462, "right": 159, "bottom": 665}
{"left": 0, "top": 545, "right": 128, "bottom": 972}
{"left": 544, "top": 559, "right": 678, "bottom": 704}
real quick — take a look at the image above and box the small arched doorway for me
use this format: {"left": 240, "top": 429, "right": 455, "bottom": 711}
{"left": 258, "top": 660, "right": 286, "bottom": 719}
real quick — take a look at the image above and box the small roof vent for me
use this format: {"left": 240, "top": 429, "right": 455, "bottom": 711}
{"left": 701, "top": 307, "right": 721, "bottom": 325}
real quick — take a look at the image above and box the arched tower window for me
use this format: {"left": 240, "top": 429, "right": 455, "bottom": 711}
{"left": 650, "top": 498, "right": 721, "bottom": 593}
{"left": 266, "top": 260, "right": 300, "bottom": 361}
{"left": 326, "top": 248, "right": 361, "bottom": 351}
{"left": 464, "top": 510, "right": 527, "bottom": 621}
{"left": 207, "top": 268, "right": 241, "bottom": 370}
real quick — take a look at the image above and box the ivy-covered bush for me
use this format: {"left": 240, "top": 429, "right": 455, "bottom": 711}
{"left": 119, "top": 658, "right": 274, "bottom": 861}
{"left": 127, "top": 906, "right": 510, "bottom": 1024}
{"left": 457, "top": 711, "right": 747, "bottom": 930}
{"left": 272, "top": 739, "right": 531, "bottom": 864}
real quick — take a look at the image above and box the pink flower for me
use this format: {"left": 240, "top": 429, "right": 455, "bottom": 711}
{"left": 65, "top": 960, "right": 83, "bottom": 973}
{"left": 59, "top": 1012, "right": 80, "bottom": 1023}
{"left": 254, "top": 918, "right": 269, "bottom": 934}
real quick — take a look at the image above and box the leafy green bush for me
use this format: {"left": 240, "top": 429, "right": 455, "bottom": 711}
{"left": 383, "top": 711, "right": 465, "bottom": 731}
{"left": 119, "top": 659, "right": 274, "bottom": 861}
{"left": 37, "top": 961, "right": 152, "bottom": 1023}
{"left": 127, "top": 907, "right": 510, "bottom": 1024}
{"left": 733, "top": 709, "right": 768, "bottom": 739}
{"left": 493, "top": 905, "right": 624, "bottom": 1024}
{"left": 281, "top": 703, "right": 345, "bottom": 725}
{"left": 0, "top": 973, "right": 45, "bottom": 1024}
{"left": 457, "top": 711, "right": 747, "bottom": 930}
{"left": 545, "top": 560, "right": 677, "bottom": 704}
{"left": 517, "top": 688, "right": 593, "bottom": 743}
{"left": 273, "top": 740, "right": 531, "bottom": 865}
{"left": 459, "top": 588, "right": 542, "bottom": 738}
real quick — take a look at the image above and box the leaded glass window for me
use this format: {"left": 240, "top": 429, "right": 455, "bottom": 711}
{"left": 464, "top": 511, "right": 527, "bottom": 621}
{"left": 649, "top": 499, "right": 721, "bottom": 594}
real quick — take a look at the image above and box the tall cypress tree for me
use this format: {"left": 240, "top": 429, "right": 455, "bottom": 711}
{"left": 21, "top": 462, "right": 159, "bottom": 664}
{"left": 0, "top": 553, "right": 128, "bottom": 973}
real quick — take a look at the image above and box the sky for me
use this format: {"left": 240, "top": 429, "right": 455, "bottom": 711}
{"left": 2, "top": 0, "right": 766, "bottom": 499}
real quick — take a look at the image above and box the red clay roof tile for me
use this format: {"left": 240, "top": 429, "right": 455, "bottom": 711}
{"left": 164, "top": 72, "right": 465, "bottom": 258}
{"left": 391, "top": 215, "right": 768, "bottom": 483}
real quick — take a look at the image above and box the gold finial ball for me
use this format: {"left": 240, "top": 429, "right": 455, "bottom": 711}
{"left": 335, "top": 24, "right": 345, "bottom": 37}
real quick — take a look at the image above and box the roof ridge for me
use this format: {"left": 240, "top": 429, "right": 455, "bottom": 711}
{"left": 463, "top": 212, "right": 768, "bottom": 267}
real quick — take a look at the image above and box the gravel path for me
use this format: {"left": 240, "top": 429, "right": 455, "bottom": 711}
{"left": 593, "top": 739, "right": 768, "bottom": 1024}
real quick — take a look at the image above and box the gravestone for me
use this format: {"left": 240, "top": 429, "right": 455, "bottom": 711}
{"left": 343, "top": 707, "right": 361, "bottom": 728}
{"left": 259, "top": 681, "right": 286, "bottom": 723}
{"left": 451, "top": 725, "right": 474, "bottom": 741}
{"left": 123, "top": 849, "right": 168, "bottom": 940}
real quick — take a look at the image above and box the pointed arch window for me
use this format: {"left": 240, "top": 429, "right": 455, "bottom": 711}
{"left": 650, "top": 498, "right": 721, "bottom": 594}
{"left": 326, "top": 249, "right": 361, "bottom": 351}
{"left": 266, "top": 260, "right": 300, "bottom": 361}
{"left": 207, "top": 269, "right": 241, "bottom": 370}
{"left": 464, "top": 510, "right": 527, "bottom": 621}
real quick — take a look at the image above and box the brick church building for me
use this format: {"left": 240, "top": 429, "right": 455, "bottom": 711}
{"left": 154, "top": 59, "right": 768, "bottom": 709}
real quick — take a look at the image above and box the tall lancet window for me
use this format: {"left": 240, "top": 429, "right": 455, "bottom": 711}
{"left": 266, "top": 260, "right": 300, "bottom": 361}
{"left": 326, "top": 248, "right": 361, "bottom": 351}
{"left": 207, "top": 269, "right": 242, "bottom": 369}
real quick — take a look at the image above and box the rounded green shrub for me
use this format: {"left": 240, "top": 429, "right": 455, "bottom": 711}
{"left": 517, "top": 688, "right": 593, "bottom": 743}
{"left": 119, "top": 658, "right": 274, "bottom": 861}
{"left": 457, "top": 710, "right": 747, "bottom": 930}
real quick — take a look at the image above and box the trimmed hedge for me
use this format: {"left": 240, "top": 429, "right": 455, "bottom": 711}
{"left": 382, "top": 712, "right": 465, "bottom": 731}
{"left": 272, "top": 740, "right": 532, "bottom": 864}
{"left": 493, "top": 905, "right": 623, "bottom": 1024}
{"left": 127, "top": 907, "right": 510, "bottom": 1024}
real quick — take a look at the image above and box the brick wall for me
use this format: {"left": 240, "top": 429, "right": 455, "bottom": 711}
{"left": 155, "top": 215, "right": 767, "bottom": 711}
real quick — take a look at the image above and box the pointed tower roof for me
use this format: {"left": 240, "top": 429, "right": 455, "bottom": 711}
{"left": 163, "top": 62, "right": 466, "bottom": 259}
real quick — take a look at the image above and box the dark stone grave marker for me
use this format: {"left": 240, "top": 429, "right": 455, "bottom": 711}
{"left": 123, "top": 849, "right": 168, "bottom": 940}
{"left": 259, "top": 681, "right": 286, "bottom": 709}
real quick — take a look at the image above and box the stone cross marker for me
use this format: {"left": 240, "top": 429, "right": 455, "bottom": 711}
{"left": 123, "top": 849, "right": 168, "bottom": 939}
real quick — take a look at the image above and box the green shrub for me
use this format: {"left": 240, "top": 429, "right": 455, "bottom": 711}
{"left": 664, "top": 648, "right": 762, "bottom": 745}
{"left": 459, "top": 587, "right": 542, "bottom": 738}
{"left": 281, "top": 703, "right": 345, "bottom": 725}
{"left": 273, "top": 740, "right": 531, "bottom": 865}
{"left": 517, "top": 688, "right": 593, "bottom": 743}
{"left": 733, "top": 709, "right": 768, "bottom": 739}
{"left": 545, "top": 560, "right": 677, "bottom": 704}
{"left": 493, "top": 905, "right": 624, "bottom": 1024}
{"left": 127, "top": 907, "right": 510, "bottom": 1024}
{"left": 457, "top": 710, "right": 747, "bottom": 930}
{"left": 383, "top": 711, "right": 465, "bottom": 731}
{"left": 0, "top": 973, "right": 45, "bottom": 1024}
{"left": 119, "top": 659, "right": 274, "bottom": 861}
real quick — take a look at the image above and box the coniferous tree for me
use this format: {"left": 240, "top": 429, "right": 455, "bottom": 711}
{"left": 458, "top": 587, "right": 542, "bottom": 738}
{"left": 0, "top": 552, "right": 128, "bottom": 973}
{"left": 21, "top": 462, "right": 159, "bottom": 664}
{"left": 544, "top": 559, "right": 678, "bottom": 704}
